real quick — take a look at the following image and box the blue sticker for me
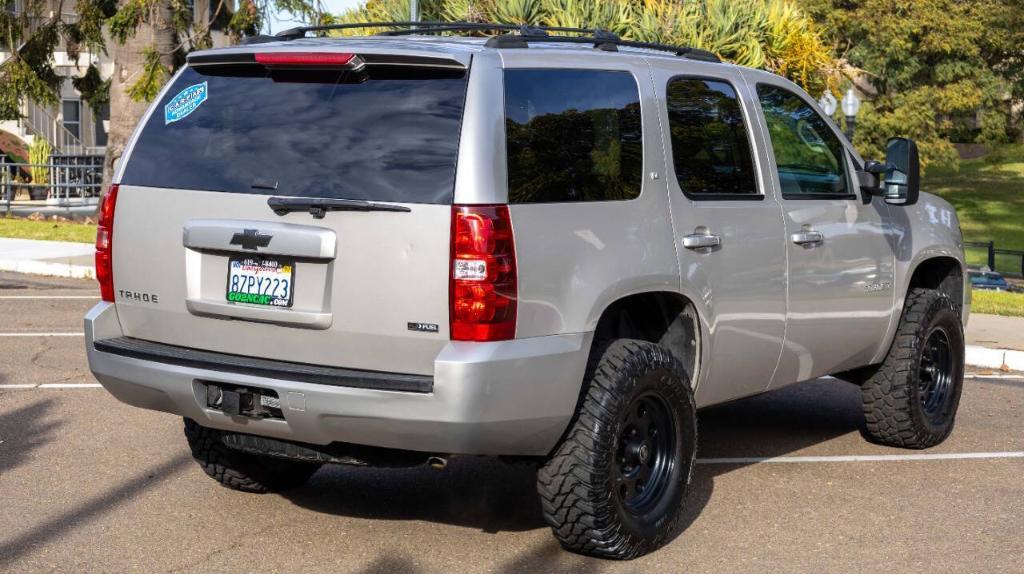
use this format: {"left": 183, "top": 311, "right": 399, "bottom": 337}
{"left": 164, "top": 82, "right": 208, "bottom": 124}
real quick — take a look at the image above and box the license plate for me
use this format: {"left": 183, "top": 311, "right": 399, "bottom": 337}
{"left": 226, "top": 256, "right": 294, "bottom": 308}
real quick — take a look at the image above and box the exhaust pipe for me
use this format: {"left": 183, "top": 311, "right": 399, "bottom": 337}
{"left": 427, "top": 456, "right": 447, "bottom": 470}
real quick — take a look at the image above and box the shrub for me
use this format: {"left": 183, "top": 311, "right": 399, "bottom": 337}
{"left": 28, "top": 138, "right": 51, "bottom": 185}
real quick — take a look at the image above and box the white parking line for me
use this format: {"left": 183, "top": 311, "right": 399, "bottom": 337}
{"left": 0, "top": 295, "right": 97, "bottom": 299}
{"left": 966, "top": 374, "right": 1024, "bottom": 380}
{"left": 0, "top": 383, "right": 102, "bottom": 389}
{"left": 0, "top": 332, "right": 84, "bottom": 337}
{"left": 697, "top": 452, "right": 1024, "bottom": 464}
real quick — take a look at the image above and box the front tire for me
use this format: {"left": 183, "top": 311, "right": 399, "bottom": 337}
{"left": 537, "top": 339, "right": 697, "bottom": 560}
{"left": 184, "top": 419, "right": 321, "bottom": 493}
{"left": 861, "top": 288, "right": 965, "bottom": 448}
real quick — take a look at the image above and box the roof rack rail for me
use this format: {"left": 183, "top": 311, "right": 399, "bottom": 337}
{"left": 275, "top": 21, "right": 612, "bottom": 40}
{"left": 484, "top": 33, "right": 719, "bottom": 61}
{"left": 275, "top": 21, "right": 460, "bottom": 40}
{"left": 270, "top": 21, "right": 721, "bottom": 63}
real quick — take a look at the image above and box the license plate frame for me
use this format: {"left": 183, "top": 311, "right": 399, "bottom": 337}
{"left": 225, "top": 255, "right": 295, "bottom": 308}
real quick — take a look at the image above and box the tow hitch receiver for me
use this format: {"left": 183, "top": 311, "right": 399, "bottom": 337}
{"left": 205, "top": 382, "right": 283, "bottom": 419}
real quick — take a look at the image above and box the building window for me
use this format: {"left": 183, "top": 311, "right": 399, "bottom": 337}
{"left": 62, "top": 100, "right": 81, "bottom": 139}
{"left": 94, "top": 102, "right": 109, "bottom": 147}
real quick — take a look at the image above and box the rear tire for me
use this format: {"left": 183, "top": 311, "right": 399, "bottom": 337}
{"left": 861, "top": 288, "right": 965, "bottom": 448}
{"left": 183, "top": 419, "right": 320, "bottom": 493}
{"left": 537, "top": 339, "right": 697, "bottom": 560}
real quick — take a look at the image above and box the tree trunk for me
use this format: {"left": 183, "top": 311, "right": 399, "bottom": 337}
{"left": 101, "top": 0, "right": 178, "bottom": 194}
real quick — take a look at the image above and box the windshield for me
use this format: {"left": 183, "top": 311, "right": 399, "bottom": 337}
{"left": 120, "top": 64, "right": 469, "bottom": 204}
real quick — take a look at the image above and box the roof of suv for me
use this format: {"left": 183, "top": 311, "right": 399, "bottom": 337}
{"left": 188, "top": 34, "right": 734, "bottom": 68}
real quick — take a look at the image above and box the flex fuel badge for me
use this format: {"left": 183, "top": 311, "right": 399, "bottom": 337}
{"left": 164, "top": 82, "right": 208, "bottom": 124}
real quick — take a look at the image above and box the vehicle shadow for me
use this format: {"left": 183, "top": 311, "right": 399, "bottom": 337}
{"left": 284, "top": 377, "right": 864, "bottom": 541}
{"left": 0, "top": 453, "right": 193, "bottom": 568}
{"left": 0, "top": 393, "right": 62, "bottom": 477}
{"left": 674, "top": 377, "right": 864, "bottom": 536}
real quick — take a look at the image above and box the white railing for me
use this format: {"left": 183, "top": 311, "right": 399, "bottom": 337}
{"left": 21, "top": 100, "right": 93, "bottom": 155}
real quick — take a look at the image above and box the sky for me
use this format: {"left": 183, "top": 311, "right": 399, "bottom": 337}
{"left": 267, "top": 0, "right": 367, "bottom": 34}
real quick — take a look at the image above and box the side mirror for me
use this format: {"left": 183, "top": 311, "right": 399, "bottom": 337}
{"left": 882, "top": 137, "right": 920, "bottom": 205}
{"left": 857, "top": 160, "right": 885, "bottom": 196}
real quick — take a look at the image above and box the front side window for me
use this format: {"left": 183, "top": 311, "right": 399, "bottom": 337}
{"left": 757, "top": 84, "right": 851, "bottom": 199}
{"left": 504, "top": 69, "right": 643, "bottom": 203}
{"left": 666, "top": 78, "right": 757, "bottom": 197}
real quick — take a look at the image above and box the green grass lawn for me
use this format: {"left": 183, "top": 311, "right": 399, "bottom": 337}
{"left": 925, "top": 144, "right": 1024, "bottom": 269}
{"left": 972, "top": 289, "right": 1024, "bottom": 317}
{"left": 0, "top": 216, "right": 96, "bottom": 243}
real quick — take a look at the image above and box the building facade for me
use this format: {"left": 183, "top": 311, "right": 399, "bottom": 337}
{"left": 1, "top": 0, "right": 232, "bottom": 159}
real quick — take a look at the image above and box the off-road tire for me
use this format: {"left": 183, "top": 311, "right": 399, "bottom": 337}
{"left": 183, "top": 419, "right": 320, "bottom": 493}
{"left": 537, "top": 339, "right": 697, "bottom": 560}
{"left": 861, "top": 288, "right": 965, "bottom": 448}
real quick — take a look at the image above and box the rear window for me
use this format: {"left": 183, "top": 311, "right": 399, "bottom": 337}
{"left": 120, "top": 64, "right": 468, "bottom": 204}
{"left": 503, "top": 69, "right": 643, "bottom": 203}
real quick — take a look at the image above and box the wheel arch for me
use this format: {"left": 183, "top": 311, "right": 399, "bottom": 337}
{"left": 589, "top": 290, "right": 703, "bottom": 387}
{"left": 865, "top": 253, "right": 968, "bottom": 368}
{"left": 907, "top": 255, "right": 966, "bottom": 317}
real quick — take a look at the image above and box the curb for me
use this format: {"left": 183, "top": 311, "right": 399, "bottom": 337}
{"left": 965, "top": 345, "right": 1024, "bottom": 372}
{"left": 0, "top": 238, "right": 95, "bottom": 280}
{"left": 0, "top": 259, "right": 95, "bottom": 279}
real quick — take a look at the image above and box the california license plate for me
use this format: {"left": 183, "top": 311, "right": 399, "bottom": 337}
{"left": 226, "top": 256, "right": 294, "bottom": 307}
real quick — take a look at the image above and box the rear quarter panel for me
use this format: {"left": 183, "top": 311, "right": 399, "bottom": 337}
{"left": 487, "top": 52, "right": 681, "bottom": 337}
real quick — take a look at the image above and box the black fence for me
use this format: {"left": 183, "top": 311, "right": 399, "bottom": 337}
{"left": 964, "top": 241, "right": 1024, "bottom": 278}
{"left": 1, "top": 154, "right": 103, "bottom": 217}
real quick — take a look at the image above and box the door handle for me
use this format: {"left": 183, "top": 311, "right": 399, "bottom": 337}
{"left": 682, "top": 232, "right": 721, "bottom": 250}
{"left": 791, "top": 229, "right": 824, "bottom": 245}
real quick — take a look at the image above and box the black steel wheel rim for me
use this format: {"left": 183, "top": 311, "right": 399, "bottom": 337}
{"left": 919, "top": 326, "right": 954, "bottom": 422}
{"left": 614, "top": 391, "right": 676, "bottom": 515}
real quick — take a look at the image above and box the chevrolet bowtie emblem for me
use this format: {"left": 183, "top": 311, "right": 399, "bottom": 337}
{"left": 229, "top": 229, "right": 272, "bottom": 251}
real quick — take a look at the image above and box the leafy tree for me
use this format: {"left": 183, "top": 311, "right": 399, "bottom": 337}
{"left": 333, "top": 0, "right": 843, "bottom": 94}
{"left": 798, "top": 0, "right": 1024, "bottom": 169}
{"left": 1, "top": 0, "right": 326, "bottom": 189}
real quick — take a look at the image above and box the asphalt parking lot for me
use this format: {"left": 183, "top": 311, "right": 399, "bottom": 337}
{"left": 1, "top": 271, "right": 1022, "bottom": 573}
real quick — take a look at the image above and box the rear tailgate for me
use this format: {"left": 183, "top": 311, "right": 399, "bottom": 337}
{"left": 111, "top": 52, "right": 469, "bottom": 375}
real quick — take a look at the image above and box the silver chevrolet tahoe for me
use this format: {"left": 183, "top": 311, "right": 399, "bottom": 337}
{"left": 85, "top": 23, "right": 969, "bottom": 559}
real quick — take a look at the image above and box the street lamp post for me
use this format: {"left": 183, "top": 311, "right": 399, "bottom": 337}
{"left": 818, "top": 91, "right": 838, "bottom": 129}
{"left": 410, "top": 0, "right": 419, "bottom": 23}
{"left": 818, "top": 91, "right": 838, "bottom": 117}
{"left": 841, "top": 88, "right": 861, "bottom": 142}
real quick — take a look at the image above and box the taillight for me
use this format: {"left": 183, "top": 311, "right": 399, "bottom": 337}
{"left": 450, "top": 205, "right": 517, "bottom": 341}
{"left": 254, "top": 52, "right": 363, "bottom": 69}
{"left": 95, "top": 184, "right": 118, "bottom": 302}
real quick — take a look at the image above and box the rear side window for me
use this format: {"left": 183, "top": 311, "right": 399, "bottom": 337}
{"left": 757, "top": 84, "right": 851, "bottom": 199}
{"left": 666, "top": 78, "right": 757, "bottom": 198}
{"left": 120, "top": 65, "right": 468, "bottom": 204}
{"left": 504, "top": 69, "right": 643, "bottom": 203}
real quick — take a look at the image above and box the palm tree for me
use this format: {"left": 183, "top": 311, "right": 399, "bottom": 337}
{"left": 332, "top": 0, "right": 840, "bottom": 94}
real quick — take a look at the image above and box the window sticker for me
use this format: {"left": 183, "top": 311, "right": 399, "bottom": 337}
{"left": 164, "top": 82, "right": 208, "bottom": 125}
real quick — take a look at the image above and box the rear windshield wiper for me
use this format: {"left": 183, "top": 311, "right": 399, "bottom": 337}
{"left": 267, "top": 197, "right": 412, "bottom": 219}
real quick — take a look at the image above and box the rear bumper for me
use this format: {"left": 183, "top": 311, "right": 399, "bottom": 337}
{"left": 85, "top": 302, "right": 591, "bottom": 456}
